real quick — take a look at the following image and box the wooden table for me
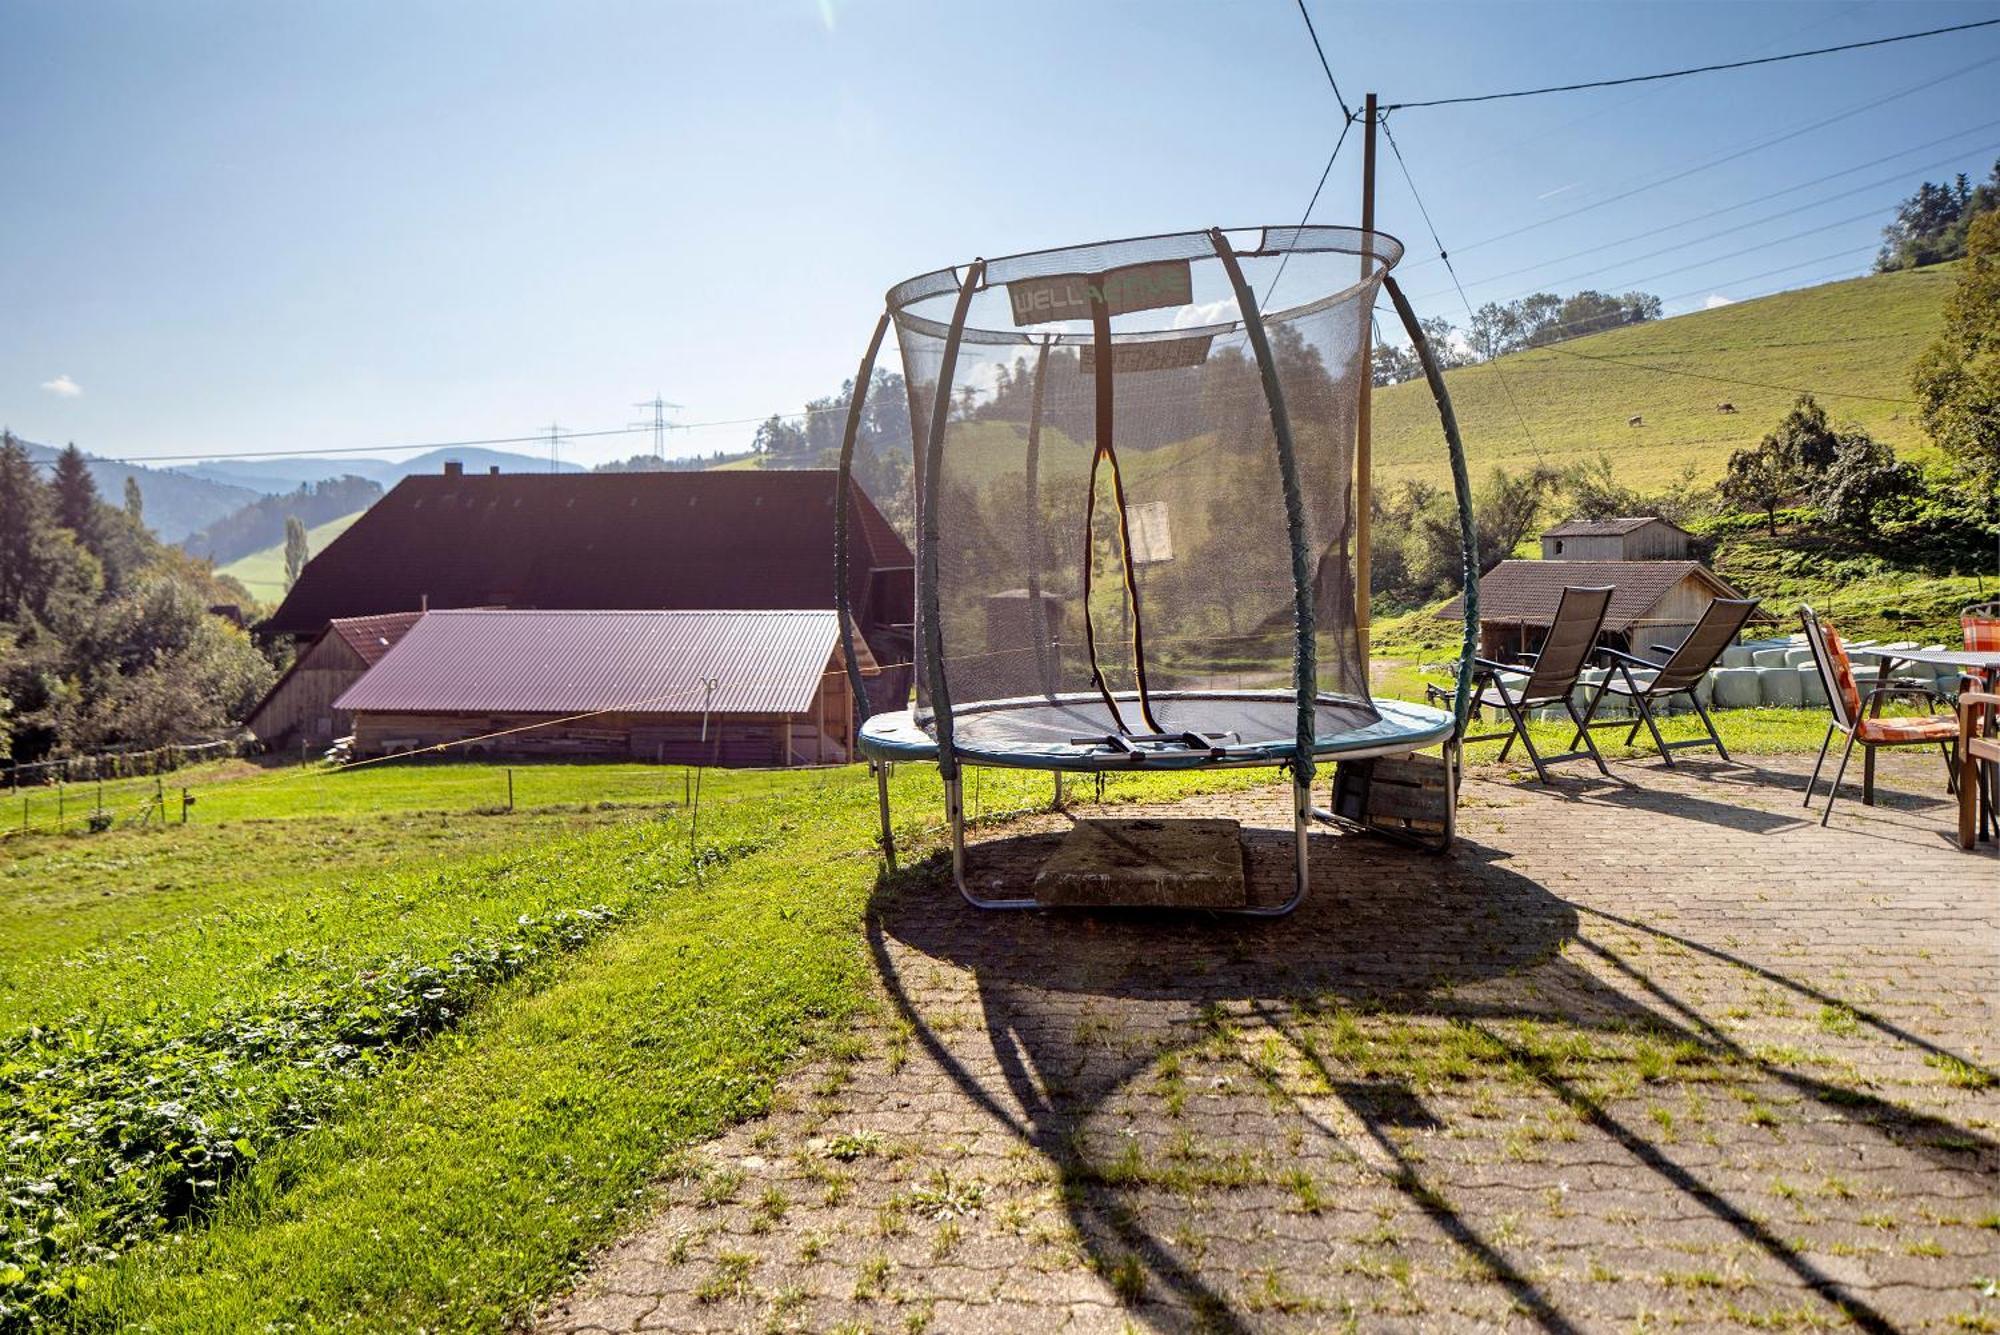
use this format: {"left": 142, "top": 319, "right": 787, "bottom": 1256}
{"left": 1847, "top": 646, "right": 2000, "bottom": 814}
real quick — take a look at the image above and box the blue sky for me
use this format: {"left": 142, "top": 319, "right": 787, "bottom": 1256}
{"left": 3, "top": 0, "right": 1996, "bottom": 468}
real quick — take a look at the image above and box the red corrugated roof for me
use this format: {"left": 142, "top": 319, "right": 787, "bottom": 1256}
{"left": 262, "top": 470, "right": 912, "bottom": 638}
{"left": 328, "top": 611, "right": 423, "bottom": 665}
{"left": 333, "top": 609, "right": 847, "bottom": 717}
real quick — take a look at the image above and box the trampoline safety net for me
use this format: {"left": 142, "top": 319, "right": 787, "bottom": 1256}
{"left": 886, "top": 226, "right": 1404, "bottom": 758}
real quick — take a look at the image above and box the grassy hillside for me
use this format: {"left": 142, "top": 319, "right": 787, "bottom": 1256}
{"left": 218, "top": 509, "right": 366, "bottom": 604}
{"left": 1373, "top": 264, "right": 1956, "bottom": 490}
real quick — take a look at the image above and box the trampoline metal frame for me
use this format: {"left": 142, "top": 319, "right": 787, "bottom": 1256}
{"left": 834, "top": 225, "right": 1482, "bottom": 915}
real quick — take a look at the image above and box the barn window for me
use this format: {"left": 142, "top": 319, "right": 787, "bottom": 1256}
{"left": 1553, "top": 540, "right": 1564, "bottom": 555}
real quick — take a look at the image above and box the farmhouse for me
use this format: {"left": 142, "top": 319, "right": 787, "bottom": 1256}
{"left": 1437, "top": 560, "right": 1761, "bottom": 661}
{"left": 242, "top": 611, "right": 421, "bottom": 750}
{"left": 333, "top": 609, "right": 874, "bottom": 764}
{"left": 1540, "top": 515, "right": 1694, "bottom": 561}
{"left": 260, "top": 466, "right": 915, "bottom": 712}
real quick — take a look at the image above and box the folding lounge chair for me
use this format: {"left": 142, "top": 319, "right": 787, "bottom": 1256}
{"left": 1464, "top": 584, "right": 1615, "bottom": 784}
{"left": 1799, "top": 605, "right": 1958, "bottom": 826}
{"left": 1570, "top": 597, "right": 1761, "bottom": 766}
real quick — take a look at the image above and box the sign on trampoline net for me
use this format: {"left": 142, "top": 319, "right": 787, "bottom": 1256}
{"left": 1127, "top": 500, "right": 1173, "bottom": 565}
{"left": 1006, "top": 259, "right": 1193, "bottom": 326}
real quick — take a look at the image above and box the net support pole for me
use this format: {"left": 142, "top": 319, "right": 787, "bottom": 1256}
{"left": 1383, "top": 274, "right": 1480, "bottom": 737}
{"left": 919, "top": 260, "right": 986, "bottom": 784}
{"left": 1357, "top": 92, "right": 1378, "bottom": 663}
{"left": 833, "top": 309, "right": 891, "bottom": 731}
{"left": 1024, "top": 335, "right": 1057, "bottom": 698}
{"left": 1208, "top": 228, "right": 1317, "bottom": 788}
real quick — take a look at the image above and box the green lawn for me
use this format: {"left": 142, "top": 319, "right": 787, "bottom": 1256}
{"left": 0, "top": 758, "right": 1259, "bottom": 1329}
{"left": 218, "top": 509, "right": 367, "bottom": 604}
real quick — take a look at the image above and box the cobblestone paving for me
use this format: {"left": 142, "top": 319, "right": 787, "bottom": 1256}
{"left": 544, "top": 753, "right": 1998, "bottom": 1333}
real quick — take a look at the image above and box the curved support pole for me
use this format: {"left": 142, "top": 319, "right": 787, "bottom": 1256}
{"left": 834, "top": 310, "right": 892, "bottom": 734}
{"left": 944, "top": 773, "right": 1037, "bottom": 910}
{"left": 919, "top": 261, "right": 987, "bottom": 784}
{"left": 1207, "top": 229, "right": 1317, "bottom": 789}
{"left": 1383, "top": 275, "right": 1480, "bottom": 740}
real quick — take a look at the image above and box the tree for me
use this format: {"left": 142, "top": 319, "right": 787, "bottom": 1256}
{"left": 51, "top": 443, "right": 101, "bottom": 552}
{"left": 123, "top": 475, "right": 144, "bottom": 522}
{"left": 1763, "top": 394, "right": 1841, "bottom": 474}
{"left": 1468, "top": 302, "right": 1518, "bottom": 361}
{"left": 0, "top": 433, "right": 54, "bottom": 620}
{"left": 752, "top": 413, "right": 808, "bottom": 458}
{"left": 1876, "top": 161, "right": 2000, "bottom": 272}
{"left": 283, "top": 516, "right": 310, "bottom": 590}
{"left": 1810, "top": 433, "right": 1916, "bottom": 534}
{"left": 1719, "top": 440, "right": 1800, "bottom": 535}
{"left": 1911, "top": 211, "right": 2000, "bottom": 487}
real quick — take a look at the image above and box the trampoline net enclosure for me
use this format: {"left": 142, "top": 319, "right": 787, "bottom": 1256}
{"left": 885, "top": 226, "right": 1403, "bottom": 762}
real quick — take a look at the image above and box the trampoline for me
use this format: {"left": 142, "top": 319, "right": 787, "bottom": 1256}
{"left": 833, "top": 225, "right": 1479, "bottom": 913}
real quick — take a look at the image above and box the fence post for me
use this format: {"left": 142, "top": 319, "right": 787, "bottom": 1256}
{"left": 181, "top": 787, "right": 191, "bottom": 825}
{"left": 507, "top": 768, "right": 515, "bottom": 813}
{"left": 20, "top": 797, "right": 26, "bottom": 835}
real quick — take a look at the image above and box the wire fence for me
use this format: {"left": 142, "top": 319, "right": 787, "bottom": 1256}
{"left": 4, "top": 739, "right": 243, "bottom": 789}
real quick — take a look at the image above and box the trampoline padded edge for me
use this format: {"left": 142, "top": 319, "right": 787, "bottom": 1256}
{"left": 858, "top": 699, "right": 1455, "bottom": 772}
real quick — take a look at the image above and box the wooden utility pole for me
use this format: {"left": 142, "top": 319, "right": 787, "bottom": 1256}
{"left": 1357, "top": 92, "right": 1378, "bottom": 661}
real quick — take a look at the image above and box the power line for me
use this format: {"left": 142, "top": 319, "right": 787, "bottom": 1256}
{"left": 1291, "top": 0, "right": 1353, "bottom": 121}
{"left": 1398, "top": 50, "right": 2000, "bottom": 265}
{"left": 1416, "top": 199, "right": 1902, "bottom": 314}
{"left": 1414, "top": 128, "right": 2000, "bottom": 297}
{"left": 1378, "top": 117, "right": 1547, "bottom": 465}
{"left": 1261, "top": 113, "right": 1355, "bottom": 307}
{"left": 1382, "top": 16, "right": 2000, "bottom": 110}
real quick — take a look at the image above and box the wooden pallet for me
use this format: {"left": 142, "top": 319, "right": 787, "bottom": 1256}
{"left": 1330, "top": 754, "right": 1453, "bottom": 848}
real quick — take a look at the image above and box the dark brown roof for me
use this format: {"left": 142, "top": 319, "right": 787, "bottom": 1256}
{"left": 334, "top": 609, "right": 849, "bottom": 717}
{"left": 1540, "top": 516, "right": 1687, "bottom": 538}
{"left": 328, "top": 611, "right": 423, "bottom": 665}
{"left": 261, "top": 470, "right": 912, "bottom": 638}
{"left": 1436, "top": 560, "right": 1746, "bottom": 630}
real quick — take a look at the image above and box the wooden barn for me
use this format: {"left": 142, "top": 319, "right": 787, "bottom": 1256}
{"left": 242, "top": 612, "right": 421, "bottom": 750}
{"left": 1437, "top": 560, "right": 1762, "bottom": 662}
{"left": 1540, "top": 516, "right": 1694, "bottom": 562}
{"left": 260, "top": 465, "right": 915, "bottom": 714}
{"left": 333, "top": 609, "right": 874, "bottom": 765}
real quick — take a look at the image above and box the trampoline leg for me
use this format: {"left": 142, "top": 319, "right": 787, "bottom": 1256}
{"left": 873, "top": 761, "right": 896, "bottom": 872}
{"left": 945, "top": 773, "right": 967, "bottom": 889}
{"left": 1293, "top": 773, "right": 1310, "bottom": 906}
{"left": 1052, "top": 771, "right": 1065, "bottom": 810}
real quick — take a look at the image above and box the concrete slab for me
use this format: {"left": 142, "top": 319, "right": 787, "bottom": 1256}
{"left": 1032, "top": 817, "right": 1247, "bottom": 908}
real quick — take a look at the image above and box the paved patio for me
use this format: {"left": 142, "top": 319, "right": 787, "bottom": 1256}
{"left": 544, "top": 751, "right": 1998, "bottom": 1333}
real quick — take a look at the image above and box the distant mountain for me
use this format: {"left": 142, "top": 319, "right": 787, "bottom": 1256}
{"left": 14, "top": 439, "right": 258, "bottom": 543}
{"left": 172, "top": 446, "right": 582, "bottom": 495}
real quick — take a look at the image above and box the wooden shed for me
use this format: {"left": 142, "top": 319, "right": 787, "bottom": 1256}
{"left": 333, "top": 609, "right": 875, "bottom": 765}
{"left": 1541, "top": 516, "right": 1694, "bottom": 562}
{"left": 1437, "top": 560, "right": 1762, "bottom": 662}
{"left": 243, "top": 612, "right": 421, "bottom": 750}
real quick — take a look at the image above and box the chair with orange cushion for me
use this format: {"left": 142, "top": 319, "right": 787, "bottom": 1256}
{"left": 1800, "top": 606, "right": 1958, "bottom": 826}
{"left": 1963, "top": 600, "right": 2000, "bottom": 688}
